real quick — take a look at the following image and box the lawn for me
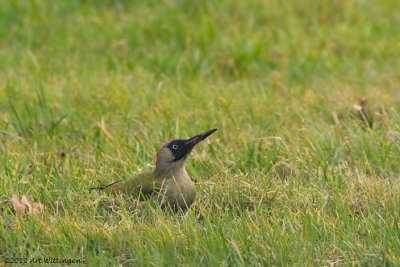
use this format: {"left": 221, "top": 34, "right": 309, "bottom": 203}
{"left": 1, "top": 0, "right": 400, "bottom": 265}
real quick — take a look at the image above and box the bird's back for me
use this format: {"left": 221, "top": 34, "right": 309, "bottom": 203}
{"left": 101, "top": 172, "right": 162, "bottom": 197}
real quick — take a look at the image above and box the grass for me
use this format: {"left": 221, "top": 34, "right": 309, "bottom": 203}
{"left": 1, "top": 0, "right": 400, "bottom": 265}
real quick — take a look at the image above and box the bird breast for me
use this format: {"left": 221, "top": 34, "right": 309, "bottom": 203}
{"left": 159, "top": 168, "right": 196, "bottom": 210}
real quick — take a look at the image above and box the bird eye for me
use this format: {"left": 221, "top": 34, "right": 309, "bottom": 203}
{"left": 172, "top": 144, "right": 179, "bottom": 150}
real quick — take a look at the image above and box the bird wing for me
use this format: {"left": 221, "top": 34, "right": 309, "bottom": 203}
{"left": 95, "top": 172, "right": 164, "bottom": 196}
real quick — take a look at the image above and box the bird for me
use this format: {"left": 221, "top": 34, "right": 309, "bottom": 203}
{"left": 91, "top": 128, "right": 217, "bottom": 212}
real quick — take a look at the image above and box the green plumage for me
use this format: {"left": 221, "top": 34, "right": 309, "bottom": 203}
{"left": 100, "top": 172, "right": 163, "bottom": 197}
{"left": 91, "top": 128, "right": 217, "bottom": 211}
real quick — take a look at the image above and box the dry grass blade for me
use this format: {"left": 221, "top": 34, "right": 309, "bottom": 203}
{"left": 353, "top": 97, "right": 370, "bottom": 127}
{"left": 332, "top": 111, "right": 342, "bottom": 129}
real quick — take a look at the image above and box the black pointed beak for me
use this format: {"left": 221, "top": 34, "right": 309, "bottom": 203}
{"left": 185, "top": 128, "right": 217, "bottom": 148}
{"left": 171, "top": 128, "right": 217, "bottom": 162}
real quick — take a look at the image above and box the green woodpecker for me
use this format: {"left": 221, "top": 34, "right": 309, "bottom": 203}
{"left": 91, "top": 128, "right": 217, "bottom": 211}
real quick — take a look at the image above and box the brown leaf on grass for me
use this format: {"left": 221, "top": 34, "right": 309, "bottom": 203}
{"left": 353, "top": 104, "right": 363, "bottom": 112}
{"left": 11, "top": 194, "right": 45, "bottom": 215}
{"left": 353, "top": 97, "right": 370, "bottom": 127}
{"left": 359, "top": 97, "right": 367, "bottom": 108}
{"left": 32, "top": 202, "right": 45, "bottom": 214}
{"left": 20, "top": 195, "right": 32, "bottom": 212}
{"left": 12, "top": 194, "right": 27, "bottom": 215}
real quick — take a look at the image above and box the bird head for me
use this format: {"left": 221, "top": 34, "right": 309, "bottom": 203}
{"left": 154, "top": 128, "right": 217, "bottom": 174}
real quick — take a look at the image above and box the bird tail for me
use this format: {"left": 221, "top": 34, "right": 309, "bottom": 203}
{"left": 89, "top": 181, "right": 120, "bottom": 191}
{"left": 88, "top": 186, "right": 103, "bottom": 191}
